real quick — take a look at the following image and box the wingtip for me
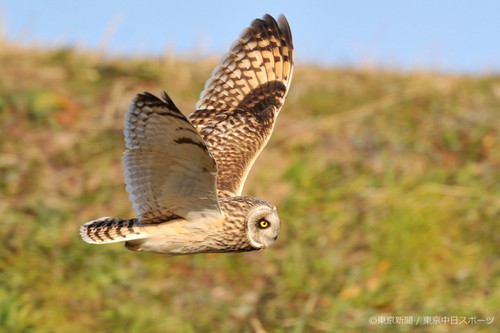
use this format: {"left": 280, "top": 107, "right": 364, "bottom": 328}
{"left": 277, "top": 13, "right": 288, "bottom": 22}
{"left": 257, "top": 14, "right": 293, "bottom": 49}
{"left": 133, "top": 91, "right": 162, "bottom": 105}
{"left": 277, "top": 14, "right": 289, "bottom": 29}
{"left": 131, "top": 91, "right": 180, "bottom": 111}
{"left": 277, "top": 14, "right": 293, "bottom": 46}
{"left": 161, "top": 90, "right": 174, "bottom": 105}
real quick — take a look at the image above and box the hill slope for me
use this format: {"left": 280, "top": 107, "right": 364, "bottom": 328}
{"left": 0, "top": 45, "right": 499, "bottom": 332}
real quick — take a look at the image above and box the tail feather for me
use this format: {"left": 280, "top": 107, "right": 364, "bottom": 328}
{"left": 80, "top": 217, "right": 148, "bottom": 244}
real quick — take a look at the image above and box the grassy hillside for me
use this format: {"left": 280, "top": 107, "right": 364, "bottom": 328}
{"left": 0, "top": 44, "right": 499, "bottom": 332}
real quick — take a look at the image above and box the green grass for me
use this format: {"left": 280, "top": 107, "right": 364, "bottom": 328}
{"left": 0, "top": 44, "right": 499, "bottom": 332}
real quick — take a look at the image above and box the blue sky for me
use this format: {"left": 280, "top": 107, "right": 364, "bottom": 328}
{"left": 2, "top": 0, "right": 500, "bottom": 73}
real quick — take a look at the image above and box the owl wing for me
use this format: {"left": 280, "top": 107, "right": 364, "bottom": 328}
{"left": 123, "top": 92, "right": 221, "bottom": 223}
{"left": 188, "top": 14, "right": 294, "bottom": 198}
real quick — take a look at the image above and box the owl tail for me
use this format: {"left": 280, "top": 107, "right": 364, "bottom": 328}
{"left": 80, "top": 217, "right": 148, "bottom": 244}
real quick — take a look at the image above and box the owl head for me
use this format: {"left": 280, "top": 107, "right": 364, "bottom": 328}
{"left": 246, "top": 204, "right": 281, "bottom": 249}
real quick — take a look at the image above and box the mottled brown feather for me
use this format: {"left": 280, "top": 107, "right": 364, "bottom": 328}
{"left": 189, "top": 14, "right": 294, "bottom": 197}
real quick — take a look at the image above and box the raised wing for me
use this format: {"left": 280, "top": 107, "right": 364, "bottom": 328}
{"left": 123, "top": 92, "right": 221, "bottom": 223}
{"left": 189, "top": 14, "right": 294, "bottom": 197}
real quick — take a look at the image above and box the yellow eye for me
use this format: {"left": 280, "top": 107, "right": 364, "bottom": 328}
{"left": 258, "top": 219, "right": 270, "bottom": 229}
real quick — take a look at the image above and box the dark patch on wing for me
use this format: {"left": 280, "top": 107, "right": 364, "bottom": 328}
{"left": 142, "top": 214, "right": 183, "bottom": 224}
{"left": 174, "top": 137, "right": 208, "bottom": 151}
{"left": 235, "top": 81, "right": 287, "bottom": 120}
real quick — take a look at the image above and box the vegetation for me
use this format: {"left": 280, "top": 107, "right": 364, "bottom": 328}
{"left": 0, "top": 43, "right": 499, "bottom": 332}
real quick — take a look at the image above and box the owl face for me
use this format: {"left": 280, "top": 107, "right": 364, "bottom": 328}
{"left": 246, "top": 205, "right": 281, "bottom": 249}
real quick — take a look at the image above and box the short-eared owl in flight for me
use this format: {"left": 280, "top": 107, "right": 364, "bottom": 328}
{"left": 80, "top": 14, "right": 294, "bottom": 254}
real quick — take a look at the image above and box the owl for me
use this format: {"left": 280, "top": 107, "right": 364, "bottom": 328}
{"left": 80, "top": 14, "right": 294, "bottom": 255}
